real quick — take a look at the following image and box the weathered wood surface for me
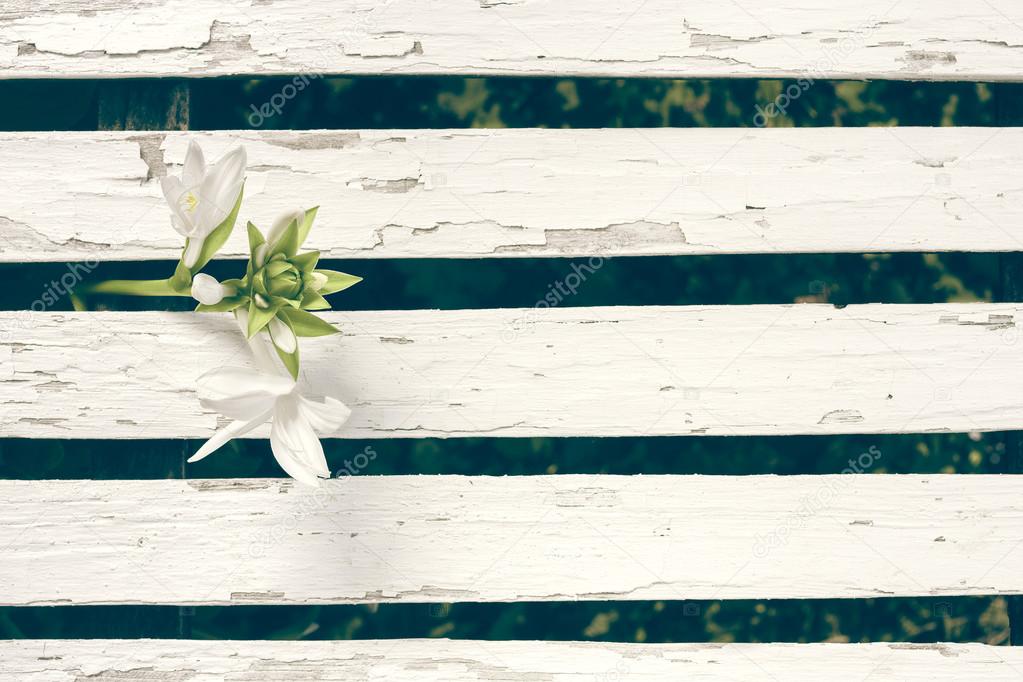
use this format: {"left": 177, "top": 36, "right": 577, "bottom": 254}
{"left": 92, "top": 75, "right": 193, "bottom": 639}
{"left": 1, "top": 127, "right": 1021, "bottom": 262}
{"left": 4, "top": 639, "right": 1023, "bottom": 680}
{"left": 1, "top": 305, "right": 1022, "bottom": 439}
{"left": 3, "top": 475, "right": 1022, "bottom": 605}
{"left": 3, "top": 1, "right": 1023, "bottom": 80}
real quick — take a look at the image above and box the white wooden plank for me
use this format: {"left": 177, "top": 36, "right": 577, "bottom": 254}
{"left": 2, "top": 475, "right": 1022, "bottom": 605}
{"left": 1, "top": 305, "right": 1022, "bottom": 439}
{"left": 4, "top": 640, "right": 1023, "bottom": 681}
{"left": 2, "top": 127, "right": 1022, "bottom": 262}
{"left": 3, "top": 1, "right": 1023, "bottom": 80}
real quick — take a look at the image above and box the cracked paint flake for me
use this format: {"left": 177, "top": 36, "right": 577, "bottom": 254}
{"left": 2, "top": 475, "right": 1023, "bottom": 606}
{"left": 4, "top": 127, "right": 1023, "bottom": 262}
{"left": 10, "top": 640, "right": 1023, "bottom": 679}
{"left": 3, "top": 303, "right": 1023, "bottom": 439}
{"left": 1, "top": 1, "right": 1022, "bottom": 79}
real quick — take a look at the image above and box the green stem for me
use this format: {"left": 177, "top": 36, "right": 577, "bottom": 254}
{"left": 84, "top": 278, "right": 191, "bottom": 297}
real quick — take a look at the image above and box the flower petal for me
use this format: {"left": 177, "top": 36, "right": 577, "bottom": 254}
{"left": 182, "top": 140, "right": 207, "bottom": 187}
{"left": 196, "top": 146, "right": 247, "bottom": 237}
{"left": 197, "top": 366, "right": 294, "bottom": 401}
{"left": 299, "top": 394, "right": 352, "bottom": 433}
{"left": 160, "top": 176, "right": 194, "bottom": 236}
{"left": 268, "top": 315, "right": 298, "bottom": 354}
{"left": 182, "top": 237, "right": 204, "bottom": 269}
{"left": 170, "top": 214, "right": 191, "bottom": 238}
{"left": 196, "top": 365, "right": 293, "bottom": 421}
{"left": 199, "top": 392, "right": 278, "bottom": 422}
{"left": 188, "top": 408, "right": 272, "bottom": 463}
{"left": 271, "top": 397, "right": 329, "bottom": 485}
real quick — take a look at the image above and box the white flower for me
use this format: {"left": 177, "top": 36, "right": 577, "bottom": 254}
{"left": 191, "top": 273, "right": 233, "bottom": 306}
{"left": 188, "top": 309, "right": 351, "bottom": 486}
{"left": 161, "top": 140, "right": 247, "bottom": 269}
{"left": 188, "top": 366, "right": 350, "bottom": 486}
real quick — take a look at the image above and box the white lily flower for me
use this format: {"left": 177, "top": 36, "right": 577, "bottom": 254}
{"left": 160, "top": 140, "right": 247, "bottom": 269}
{"left": 191, "top": 273, "right": 233, "bottom": 306}
{"left": 188, "top": 366, "right": 350, "bottom": 486}
{"left": 188, "top": 309, "right": 351, "bottom": 486}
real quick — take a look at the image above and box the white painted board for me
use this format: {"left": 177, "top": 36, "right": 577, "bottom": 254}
{"left": 3, "top": 1, "right": 1023, "bottom": 80}
{"left": 2, "top": 475, "right": 1021, "bottom": 605}
{"left": 1, "top": 128, "right": 1020, "bottom": 261}
{"left": 3, "top": 640, "right": 1023, "bottom": 680}
{"left": 1, "top": 305, "right": 1021, "bottom": 439}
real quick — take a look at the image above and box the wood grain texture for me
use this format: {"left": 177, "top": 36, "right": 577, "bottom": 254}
{"left": 3, "top": 475, "right": 1022, "bottom": 605}
{"left": 1, "top": 305, "right": 1022, "bottom": 439}
{"left": 1, "top": 127, "right": 1021, "bottom": 262}
{"left": 5, "top": 639, "right": 1023, "bottom": 680}
{"left": 3, "top": 1, "right": 1023, "bottom": 80}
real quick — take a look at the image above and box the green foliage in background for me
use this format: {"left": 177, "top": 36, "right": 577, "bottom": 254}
{"left": 0, "top": 76, "right": 1020, "bottom": 645}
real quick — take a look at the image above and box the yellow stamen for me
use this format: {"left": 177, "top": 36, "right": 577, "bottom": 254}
{"left": 181, "top": 191, "right": 199, "bottom": 213}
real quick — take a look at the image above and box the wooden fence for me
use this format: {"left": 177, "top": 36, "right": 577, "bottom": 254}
{"left": 2, "top": 1, "right": 1023, "bottom": 678}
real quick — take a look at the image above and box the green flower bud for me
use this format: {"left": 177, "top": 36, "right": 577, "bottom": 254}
{"left": 240, "top": 211, "right": 362, "bottom": 379}
{"left": 259, "top": 257, "right": 305, "bottom": 301}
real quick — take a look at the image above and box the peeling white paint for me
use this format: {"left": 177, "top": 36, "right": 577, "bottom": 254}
{"left": 1, "top": 128, "right": 1022, "bottom": 262}
{"left": 1, "top": 305, "right": 1021, "bottom": 439}
{"left": 2, "top": 0, "right": 1023, "bottom": 79}
{"left": 1, "top": 475, "right": 1022, "bottom": 605}
{"left": 3, "top": 639, "right": 1023, "bottom": 679}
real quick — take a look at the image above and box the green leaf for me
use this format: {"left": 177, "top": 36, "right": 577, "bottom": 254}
{"left": 246, "top": 297, "right": 279, "bottom": 337}
{"left": 290, "top": 250, "right": 320, "bottom": 274}
{"left": 264, "top": 260, "right": 293, "bottom": 278}
{"left": 266, "top": 293, "right": 300, "bottom": 309}
{"left": 188, "top": 185, "right": 245, "bottom": 275}
{"left": 300, "top": 289, "right": 331, "bottom": 311}
{"left": 270, "top": 219, "right": 300, "bottom": 258}
{"left": 315, "top": 269, "right": 362, "bottom": 295}
{"left": 247, "top": 221, "right": 266, "bottom": 264}
{"left": 196, "top": 295, "right": 249, "bottom": 313}
{"left": 276, "top": 346, "right": 300, "bottom": 379}
{"left": 273, "top": 314, "right": 301, "bottom": 379}
{"left": 296, "top": 206, "right": 319, "bottom": 247}
{"left": 278, "top": 306, "right": 340, "bottom": 337}
{"left": 251, "top": 270, "right": 269, "bottom": 296}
